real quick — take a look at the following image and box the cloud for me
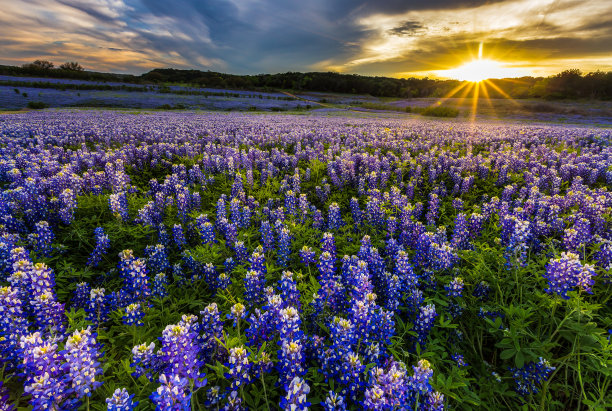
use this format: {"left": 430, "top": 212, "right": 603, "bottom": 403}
{"left": 324, "top": 0, "right": 612, "bottom": 76}
{"left": 388, "top": 21, "right": 424, "bottom": 36}
{"left": 0, "top": 0, "right": 610, "bottom": 76}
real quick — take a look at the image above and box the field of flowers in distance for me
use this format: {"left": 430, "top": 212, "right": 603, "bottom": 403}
{"left": 0, "top": 110, "right": 611, "bottom": 410}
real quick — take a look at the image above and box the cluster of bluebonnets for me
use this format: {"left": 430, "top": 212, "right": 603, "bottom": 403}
{"left": 0, "top": 110, "right": 610, "bottom": 410}
{"left": 0, "top": 75, "right": 306, "bottom": 111}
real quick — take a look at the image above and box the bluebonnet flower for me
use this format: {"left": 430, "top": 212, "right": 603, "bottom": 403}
{"left": 119, "top": 251, "right": 151, "bottom": 303}
{"left": 172, "top": 224, "right": 187, "bottom": 250}
{"left": 318, "top": 251, "right": 336, "bottom": 286}
{"left": 106, "top": 388, "right": 138, "bottom": 411}
{"left": 415, "top": 232, "right": 457, "bottom": 271}
{"left": 323, "top": 391, "right": 347, "bottom": 411}
{"left": 196, "top": 215, "right": 216, "bottom": 245}
{"left": 136, "top": 202, "right": 158, "bottom": 227}
{"left": 468, "top": 213, "right": 485, "bottom": 239}
{"left": 31, "top": 289, "right": 65, "bottom": 336}
{"left": 204, "top": 386, "right": 222, "bottom": 408}
{"left": 73, "top": 282, "right": 90, "bottom": 309}
{"left": 225, "top": 345, "right": 252, "bottom": 390}
{"left": 59, "top": 188, "right": 77, "bottom": 224}
{"left": 409, "top": 359, "right": 433, "bottom": 395}
{"left": 424, "top": 391, "right": 445, "bottom": 411}
{"left": 278, "top": 339, "right": 306, "bottom": 387}
{"left": 564, "top": 218, "right": 592, "bottom": 252}
{"left": 280, "top": 376, "right": 310, "bottom": 411}
{"left": 451, "top": 213, "right": 470, "bottom": 250}
{"left": 229, "top": 303, "right": 247, "bottom": 328}
{"left": 298, "top": 194, "right": 310, "bottom": 223}
{"left": 245, "top": 270, "right": 266, "bottom": 307}
{"left": 145, "top": 244, "right": 170, "bottom": 274}
{"left": 350, "top": 197, "right": 362, "bottom": 226}
{"left": 216, "top": 197, "right": 227, "bottom": 221}
{"left": 231, "top": 173, "right": 244, "bottom": 198}
{"left": 321, "top": 232, "right": 337, "bottom": 261}
{"left": 150, "top": 374, "right": 192, "bottom": 411}
{"left": 224, "top": 221, "right": 238, "bottom": 245}
{"left": 299, "top": 246, "right": 316, "bottom": 266}
{"left": 223, "top": 390, "right": 244, "bottom": 410}
{"left": 63, "top": 327, "right": 103, "bottom": 398}
{"left": 414, "top": 304, "right": 437, "bottom": 346}
{"left": 395, "top": 250, "right": 418, "bottom": 291}
{"left": 20, "top": 332, "right": 72, "bottom": 410}
{"left": 123, "top": 303, "right": 144, "bottom": 326}
{"left": 224, "top": 257, "right": 235, "bottom": 274}
{"left": 131, "top": 342, "right": 160, "bottom": 380}
{"left": 157, "top": 224, "right": 170, "bottom": 247}
{"left": 172, "top": 263, "right": 187, "bottom": 287}
{"left": 86, "top": 288, "right": 110, "bottom": 327}
{"left": 229, "top": 198, "right": 242, "bottom": 226}
{"left": 445, "top": 277, "right": 464, "bottom": 298}
{"left": 277, "top": 227, "right": 292, "bottom": 267}
{"left": 234, "top": 241, "right": 248, "bottom": 263}
{"left": 87, "top": 227, "right": 110, "bottom": 267}
{"left": 451, "top": 353, "right": 468, "bottom": 367}
{"left": 366, "top": 197, "right": 384, "bottom": 227}
{"left": 279, "top": 306, "right": 302, "bottom": 341}
{"left": 328, "top": 202, "right": 343, "bottom": 230}
{"left": 502, "top": 215, "right": 531, "bottom": 269}
{"left": 472, "top": 281, "right": 491, "bottom": 301}
{"left": 31, "top": 221, "right": 54, "bottom": 257}
{"left": 285, "top": 190, "right": 297, "bottom": 216}
{"left": 543, "top": 252, "right": 596, "bottom": 298}
{"left": 363, "top": 384, "right": 386, "bottom": 409}
{"left": 159, "top": 315, "right": 206, "bottom": 387}
{"left": 510, "top": 358, "right": 555, "bottom": 397}
{"left": 313, "top": 209, "right": 325, "bottom": 230}
{"left": 383, "top": 272, "right": 401, "bottom": 312}
{"left": 426, "top": 194, "right": 440, "bottom": 226}
{"left": 109, "top": 191, "right": 129, "bottom": 222}
{"left": 260, "top": 220, "right": 275, "bottom": 252}
{"left": 452, "top": 198, "right": 464, "bottom": 211}
{"left": 202, "top": 263, "right": 218, "bottom": 291}
{"left": 199, "top": 303, "right": 223, "bottom": 360}
{"left": 218, "top": 272, "right": 231, "bottom": 291}
{"left": 280, "top": 271, "right": 301, "bottom": 310}
{"left": 176, "top": 192, "right": 190, "bottom": 223}
{"left": 338, "top": 352, "right": 365, "bottom": 401}
{"left": 152, "top": 273, "right": 168, "bottom": 299}
{"left": 0, "top": 381, "right": 13, "bottom": 411}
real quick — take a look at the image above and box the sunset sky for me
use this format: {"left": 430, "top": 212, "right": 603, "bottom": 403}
{"left": 1, "top": 0, "right": 611, "bottom": 79}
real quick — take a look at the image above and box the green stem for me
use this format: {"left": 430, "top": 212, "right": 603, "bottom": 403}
{"left": 190, "top": 380, "right": 195, "bottom": 411}
{"left": 261, "top": 373, "right": 271, "bottom": 411}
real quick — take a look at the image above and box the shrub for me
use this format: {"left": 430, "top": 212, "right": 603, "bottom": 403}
{"left": 27, "top": 101, "right": 48, "bottom": 109}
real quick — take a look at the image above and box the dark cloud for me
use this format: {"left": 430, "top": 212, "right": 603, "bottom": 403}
{"left": 389, "top": 21, "right": 424, "bottom": 36}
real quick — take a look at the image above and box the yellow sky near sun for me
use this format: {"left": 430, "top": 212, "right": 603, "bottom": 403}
{"left": 324, "top": 0, "right": 612, "bottom": 79}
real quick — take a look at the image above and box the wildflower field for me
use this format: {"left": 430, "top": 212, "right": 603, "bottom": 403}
{"left": 0, "top": 110, "right": 611, "bottom": 410}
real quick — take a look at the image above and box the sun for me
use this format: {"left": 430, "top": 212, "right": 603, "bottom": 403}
{"left": 435, "top": 43, "right": 526, "bottom": 82}
{"left": 441, "top": 59, "right": 519, "bottom": 82}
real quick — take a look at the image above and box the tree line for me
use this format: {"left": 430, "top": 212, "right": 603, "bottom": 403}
{"left": 2, "top": 61, "right": 611, "bottom": 100}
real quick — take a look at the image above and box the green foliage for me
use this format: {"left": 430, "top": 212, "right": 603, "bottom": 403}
{"left": 26, "top": 101, "right": 48, "bottom": 109}
{"left": 419, "top": 106, "right": 460, "bottom": 117}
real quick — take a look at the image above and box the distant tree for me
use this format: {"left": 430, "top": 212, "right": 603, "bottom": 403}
{"left": 22, "top": 60, "right": 54, "bottom": 70}
{"left": 59, "top": 61, "right": 84, "bottom": 71}
{"left": 545, "top": 69, "right": 583, "bottom": 99}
